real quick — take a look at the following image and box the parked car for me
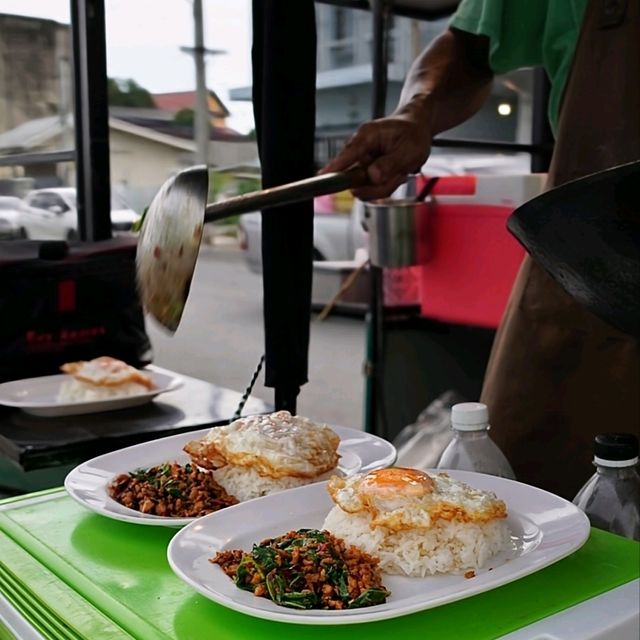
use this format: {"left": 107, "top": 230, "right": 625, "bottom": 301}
{"left": 238, "top": 153, "right": 531, "bottom": 273}
{"left": 21, "top": 188, "right": 140, "bottom": 240}
{"left": 110, "top": 193, "right": 142, "bottom": 234}
{"left": 239, "top": 206, "right": 366, "bottom": 274}
{"left": 0, "top": 196, "right": 29, "bottom": 239}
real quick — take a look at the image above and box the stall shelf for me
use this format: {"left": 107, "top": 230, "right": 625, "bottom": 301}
{"left": 0, "top": 490, "right": 638, "bottom": 639}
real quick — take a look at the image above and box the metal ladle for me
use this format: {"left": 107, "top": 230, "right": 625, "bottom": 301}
{"left": 136, "top": 163, "right": 368, "bottom": 331}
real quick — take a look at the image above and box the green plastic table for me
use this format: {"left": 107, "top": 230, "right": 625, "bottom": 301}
{"left": 0, "top": 489, "right": 638, "bottom": 640}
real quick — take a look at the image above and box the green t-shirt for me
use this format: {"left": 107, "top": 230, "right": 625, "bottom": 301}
{"left": 450, "top": 0, "right": 588, "bottom": 133}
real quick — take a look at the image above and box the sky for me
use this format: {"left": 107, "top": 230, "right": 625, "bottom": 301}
{"left": 1, "top": 0, "right": 255, "bottom": 132}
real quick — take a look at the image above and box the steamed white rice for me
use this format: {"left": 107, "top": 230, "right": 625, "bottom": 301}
{"left": 322, "top": 506, "right": 510, "bottom": 577}
{"left": 212, "top": 465, "right": 335, "bottom": 502}
{"left": 57, "top": 378, "right": 150, "bottom": 403}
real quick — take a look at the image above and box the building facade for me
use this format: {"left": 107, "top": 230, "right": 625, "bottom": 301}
{"left": 0, "top": 14, "right": 71, "bottom": 136}
{"left": 232, "top": 5, "right": 533, "bottom": 167}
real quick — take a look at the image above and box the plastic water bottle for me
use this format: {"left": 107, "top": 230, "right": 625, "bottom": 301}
{"left": 436, "top": 402, "right": 516, "bottom": 479}
{"left": 573, "top": 433, "right": 640, "bottom": 541}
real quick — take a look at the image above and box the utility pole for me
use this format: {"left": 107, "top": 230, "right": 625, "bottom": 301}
{"left": 181, "top": 0, "right": 225, "bottom": 167}
{"left": 193, "top": 0, "right": 209, "bottom": 166}
{"left": 58, "top": 56, "right": 72, "bottom": 184}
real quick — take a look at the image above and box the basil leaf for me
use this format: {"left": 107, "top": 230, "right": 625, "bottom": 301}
{"left": 234, "top": 556, "right": 255, "bottom": 592}
{"left": 280, "top": 591, "right": 318, "bottom": 610}
{"left": 327, "top": 563, "right": 350, "bottom": 600}
{"left": 251, "top": 545, "right": 277, "bottom": 573}
{"left": 131, "top": 206, "right": 148, "bottom": 233}
{"left": 265, "top": 571, "right": 287, "bottom": 603}
{"left": 348, "top": 587, "right": 389, "bottom": 609}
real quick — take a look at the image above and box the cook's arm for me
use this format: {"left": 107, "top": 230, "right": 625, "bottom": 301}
{"left": 323, "top": 28, "right": 493, "bottom": 200}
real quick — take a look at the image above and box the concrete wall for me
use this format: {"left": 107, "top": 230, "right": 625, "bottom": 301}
{"left": 0, "top": 14, "right": 71, "bottom": 136}
{"left": 109, "top": 129, "right": 192, "bottom": 213}
{"left": 210, "top": 138, "right": 258, "bottom": 170}
{"left": 109, "top": 128, "right": 258, "bottom": 212}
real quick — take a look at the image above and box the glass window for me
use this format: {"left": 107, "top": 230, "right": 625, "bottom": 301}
{"left": 316, "top": 12, "right": 537, "bottom": 173}
{"left": 0, "top": 2, "right": 75, "bottom": 241}
{"left": 47, "top": 193, "right": 69, "bottom": 212}
{"left": 105, "top": 0, "right": 256, "bottom": 215}
{"left": 329, "top": 43, "right": 355, "bottom": 68}
{"left": 0, "top": 7, "right": 74, "bottom": 157}
{"left": 27, "top": 193, "right": 50, "bottom": 209}
{"left": 332, "top": 8, "right": 354, "bottom": 40}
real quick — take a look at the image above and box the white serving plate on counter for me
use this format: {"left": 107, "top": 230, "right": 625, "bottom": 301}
{"left": 64, "top": 425, "right": 397, "bottom": 527}
{"left": 168, "top": 470, "right": 591, "bottom": 625}
{"left": 0, "top": 369, "right": 182, "bottom": 417}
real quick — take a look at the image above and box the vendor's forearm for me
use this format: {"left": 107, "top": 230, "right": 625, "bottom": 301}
{"left": 397, "top": 28, "right": 493, "bottom": 135}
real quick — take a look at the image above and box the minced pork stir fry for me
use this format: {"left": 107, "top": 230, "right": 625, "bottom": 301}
{"left": 212, "top": 528, "right": 389, "bottom": 610}
{"left": 108, "top": 462, "right": 237, "bottom": 517}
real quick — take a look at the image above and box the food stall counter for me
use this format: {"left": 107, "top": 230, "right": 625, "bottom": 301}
{"left": 0, "top": 489, "right": 638, "bottom": 639}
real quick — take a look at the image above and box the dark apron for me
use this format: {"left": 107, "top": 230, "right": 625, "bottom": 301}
{"left": 481, "top": 0, "right": 640, "bottom": 499}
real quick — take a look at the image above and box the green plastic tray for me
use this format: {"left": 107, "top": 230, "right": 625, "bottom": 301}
{"left": 1, "top": 490, "right": 638, "bottom": 640}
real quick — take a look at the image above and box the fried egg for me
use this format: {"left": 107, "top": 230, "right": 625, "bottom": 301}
{"left": 183, "top": 410, "right": 340, "bottom": 479}
{"left": 60, "top": 356, "right": 155, "bottom": 390}
{"left": 327, "top": 467, "right": 507, "bottom": 532}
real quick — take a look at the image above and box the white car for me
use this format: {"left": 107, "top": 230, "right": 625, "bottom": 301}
{"left": 238, "top": 153, "right": 531, "bottom": 273}
{"left": 0, "top": 196, "right": 29, "bottom": 239}
{"left": 21, "top": 187, "right": 140, "bottom": 240}
{"left": 239, "top": 206, "right": 366, "bottom": 273}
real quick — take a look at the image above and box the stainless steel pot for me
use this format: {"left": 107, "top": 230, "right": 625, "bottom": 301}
{"left": 363, "top": 197, "right": 431, "bottom": 268}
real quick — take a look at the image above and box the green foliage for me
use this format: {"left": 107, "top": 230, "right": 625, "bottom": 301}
{"left": 108, "top": 78, "right": 154, "bottom": 107}
{"left": 174, "top": 108, "right": 195, "bottom": 125}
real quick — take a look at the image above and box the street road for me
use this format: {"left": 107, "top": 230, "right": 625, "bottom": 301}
{"left": 147, "top": 246, "right": 366, "bottom": 429}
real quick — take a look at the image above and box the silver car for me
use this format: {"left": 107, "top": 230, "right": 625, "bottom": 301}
{"left": 22, "top": 188, "right": 140, "bottom": 240}
{"left": 0, "top": 196, "right": 30, "bottom": 239}
{"left": 239, "top": 208, "right": 367, "bottom": 273}
{"left": 237, "top": 153, "right": 530, "bottom": 273}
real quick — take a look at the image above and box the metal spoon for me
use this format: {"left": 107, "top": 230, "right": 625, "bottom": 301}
{"left": 136, "top": 163, "right": 368, "bottom": 331}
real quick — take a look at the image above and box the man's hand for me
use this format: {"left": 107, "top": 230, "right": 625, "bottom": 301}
{"left": 321, "top": 102, "right": 433, "bottom": 201}
{"left": 320, "top": 28, "right": 493, "bottom": 202}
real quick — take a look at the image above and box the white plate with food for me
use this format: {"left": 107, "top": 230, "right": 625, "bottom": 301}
{"left": 0, "top": 357, "right": 182, "bottom": 417}
{"left": 64, "top": 411, "right": 398, "bottom": 527}
{"left": 167, "top": 468, "right": 591, "bottom": 625}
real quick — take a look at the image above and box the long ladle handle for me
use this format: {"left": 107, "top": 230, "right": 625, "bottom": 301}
{"left": 203, "top": 164, "right": 368, "bottom": 223}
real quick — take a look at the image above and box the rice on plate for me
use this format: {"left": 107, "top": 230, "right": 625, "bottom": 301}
{"left": 183, "top": 410, "right": 341, "bottom": 502}
{"left": 57, "top": 356, "right": 156, "bottom": 402}
{"left": 323, "top": 467, "right": 511, "bottom": 577}
{"left": 106, "top": 411, "right": 341, "bottom": 518}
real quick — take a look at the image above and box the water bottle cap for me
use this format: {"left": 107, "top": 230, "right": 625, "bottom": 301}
{"left": 593, "top": 433, "right": 639, "bottom": 467}
{"left": 451, "top": 402, "right": 489, "bottom": 431}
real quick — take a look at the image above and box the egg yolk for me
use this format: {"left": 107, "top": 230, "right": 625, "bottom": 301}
{"left": 359, "top": 467, "right": 434, "bottom": 499}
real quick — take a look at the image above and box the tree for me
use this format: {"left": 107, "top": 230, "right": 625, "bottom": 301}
{"left": 173, "top": 108, "right": 195, "bottom": 125}
{"left": 107, "top": 78, "right": 154, "bottom": 107}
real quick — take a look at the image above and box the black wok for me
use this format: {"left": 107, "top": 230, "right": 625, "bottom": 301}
{"left": 507, "top": 160, "right": 640, "bottom": 336}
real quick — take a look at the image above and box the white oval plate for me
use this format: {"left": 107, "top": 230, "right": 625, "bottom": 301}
{"left": 64, "top": 425, "right": 397, "bottom": 527}
{"left": 167, "top": 471, "right": 590, "bottom": 625}
{"left": 0, "top": 370, "right": 183, "bottom": 417}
